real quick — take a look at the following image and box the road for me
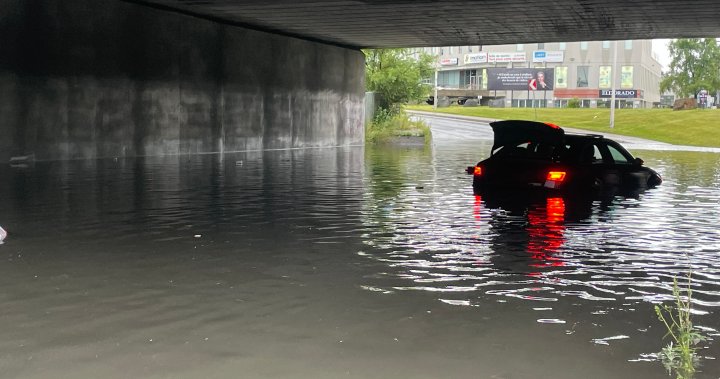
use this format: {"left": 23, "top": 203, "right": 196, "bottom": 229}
{"left": 409, "top": 110, "right": 720, "bottom": 152}
{"left": 410, "top": 113, "right": 494, "bottom": 142}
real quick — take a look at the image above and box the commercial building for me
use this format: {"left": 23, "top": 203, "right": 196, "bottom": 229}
{"left": 417, "top": 40, "right": 663, "bottom": 108}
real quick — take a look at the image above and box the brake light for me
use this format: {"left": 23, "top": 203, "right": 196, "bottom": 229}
{"left": 546, "top": 171, "right": 566, "bottom": 182}
{"left": 473, "top": 166, "right": 482, "bottom": 176}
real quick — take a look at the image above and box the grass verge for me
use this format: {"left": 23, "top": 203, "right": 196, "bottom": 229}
{"left": 405, "top": 104, "right": 720, "bottom": 148}
{"left": 366, "top": 110, "right": 431, "bottom": 144}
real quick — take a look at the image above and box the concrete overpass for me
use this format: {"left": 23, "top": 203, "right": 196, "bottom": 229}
{"left": 130, "top": 0, "right": 720, "bottom": 48}
{"left": 1, "top": 0, "right": 719, "bottom": 161}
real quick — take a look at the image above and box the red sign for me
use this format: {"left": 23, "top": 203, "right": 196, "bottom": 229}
{"left": 528, "top": 79, "right": 537, "bottom": 91}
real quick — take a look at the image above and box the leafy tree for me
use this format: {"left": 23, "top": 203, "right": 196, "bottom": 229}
{"left": 363, "top": 48, "right": 434, "bottom": 113}
{"left": 660, "top": 38, "right": 720, "bottom": 98}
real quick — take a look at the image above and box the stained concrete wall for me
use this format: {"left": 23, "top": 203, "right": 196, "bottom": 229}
{"left": 0, "top": 0, "right": 365, "bottom": 161}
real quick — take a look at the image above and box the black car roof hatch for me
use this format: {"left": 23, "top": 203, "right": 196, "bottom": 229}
{"left": 489, "top": 120, "right": 565, "bottom": 153}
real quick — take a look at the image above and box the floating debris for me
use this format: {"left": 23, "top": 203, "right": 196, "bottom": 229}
{"left": 591, "top": 335, "right": 630, "bottom": 345}
{"left": 0, "top": 226, "right": 6, "bottom": 243}
{"left": 537, "top": 319, "right": 566, "bottom": 324}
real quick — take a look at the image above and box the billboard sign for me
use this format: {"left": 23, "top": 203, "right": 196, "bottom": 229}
{"left": 599, "top": 89, "right": 638, "bottom": 98}
{"left": 487, "top": 68, "right": 554, "bottom": 90}
{"left": 488, "top": 52, "right": 526, "bottom": 63}
{"left": 464, "top": 53, "right": 488, "bottom": 64}
{"left": 532, "top": 50, "right": 564, "bottom": 63}
{"left": 440, "top": 58, "right": 459, "bottom": 66}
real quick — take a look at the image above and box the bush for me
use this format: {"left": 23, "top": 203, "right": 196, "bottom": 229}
{"left": 367, "top": 110, "right": 430, "bottom": 144}
{"left": 567, "top": 98, "right": 581, "bottom": 108}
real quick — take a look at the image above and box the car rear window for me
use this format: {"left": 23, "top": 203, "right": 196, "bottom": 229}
{"left": 494, "top": 142, "right": 557, "bottom": 160}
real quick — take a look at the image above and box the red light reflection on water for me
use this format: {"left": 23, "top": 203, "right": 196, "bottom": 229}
{"left": 527, "top": 197, "right": 566, "bottom": 268}
{"left": 473, "top": 195, "right": 482, "bottom": 222}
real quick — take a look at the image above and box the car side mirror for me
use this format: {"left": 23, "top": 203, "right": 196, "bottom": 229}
{"left": 633, "top": 157, "right": 644, "bottom": 166}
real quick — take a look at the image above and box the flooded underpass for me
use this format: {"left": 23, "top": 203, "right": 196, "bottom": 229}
{"left": 1, "top": 136, "right": 720, "bottom": 378}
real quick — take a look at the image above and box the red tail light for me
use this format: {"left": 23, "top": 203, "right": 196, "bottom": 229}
{"left": 546, "top": 171, "right": 566, "bottom": 182}
{"left": 473, "top": 166, "right": 482, "bottom": 176}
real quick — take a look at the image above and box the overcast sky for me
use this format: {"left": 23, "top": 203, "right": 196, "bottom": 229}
{"left": 652, "top": 39, "right": 671, "bottom": 70}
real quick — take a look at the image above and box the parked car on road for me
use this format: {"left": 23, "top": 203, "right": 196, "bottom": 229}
{"left": 466, "top": 120, "right": 662, "bottom": 196}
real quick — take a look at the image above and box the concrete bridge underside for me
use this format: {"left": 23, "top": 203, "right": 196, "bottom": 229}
{"left": 1, "top": 0, "right": 719, "bottom": 161}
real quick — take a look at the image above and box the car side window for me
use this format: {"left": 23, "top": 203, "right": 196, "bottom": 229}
{"left": 582, "top": 144, "right": 604, "bottom": 164}
{"left": 607, "top": 144, "right": 632, "bottom": 164}
{"left": 592, "top": 145, "right": 603, "bottom": 162}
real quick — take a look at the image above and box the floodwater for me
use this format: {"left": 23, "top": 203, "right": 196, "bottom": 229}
{"left": 1, "top": 137, "right": 720, "bottom": 378}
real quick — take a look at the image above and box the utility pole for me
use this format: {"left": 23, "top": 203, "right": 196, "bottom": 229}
{"left": 610, "top": 40, "right": 618, "bottom": 128}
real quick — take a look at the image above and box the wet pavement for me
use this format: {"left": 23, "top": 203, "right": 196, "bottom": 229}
{"left": 1, "top": 125, "right": 719, "bottom": 378}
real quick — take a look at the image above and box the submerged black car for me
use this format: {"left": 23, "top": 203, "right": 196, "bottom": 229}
{"left": 467, "top": 120, "right": 662, "bottom": 195}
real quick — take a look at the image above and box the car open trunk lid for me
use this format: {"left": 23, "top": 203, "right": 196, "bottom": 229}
{"left": 490, "top": 120, "right": 565, "bottom": 153}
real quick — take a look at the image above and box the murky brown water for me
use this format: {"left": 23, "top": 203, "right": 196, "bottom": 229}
{"left": 1, "top": 142, "right": 719, "bottom": 378}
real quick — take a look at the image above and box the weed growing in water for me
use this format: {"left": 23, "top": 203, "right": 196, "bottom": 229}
{"left": 655, "top": 274, "right": 706, "bottom": 379}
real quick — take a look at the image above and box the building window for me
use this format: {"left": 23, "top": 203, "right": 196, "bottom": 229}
{"left": 577, "top": 66, "right": 589, "bottom": 87}
{"left": 602, "top": 41, "right": 610, "bottom": 49}
{"left": 599, "top": 66, "right": 612, "bottom": 88}
{"left": 538, "top": 43, "right": 545, "bottom": 50}
{"left": 437, "top": 71, "right": 460, "bottom": 88}
{"left": 624, "top": 40, "right": 632, "bottom": 50}
{"left": 621, "top": 66, "right": 634, "bottom": 88}
{"left": 580, "top": 41, "right": 588, "bottom": 50}
{"left": 559, "top": 42, "right": 566, "bottom": 51}
{"left": 516, "top": 44, "right": 524, "bottom": 51}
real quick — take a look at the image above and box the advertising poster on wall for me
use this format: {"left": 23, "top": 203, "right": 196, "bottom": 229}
{"left": 555, "top": 67, "right": 568, "bottom": 89}
{"left": 482, "top": 69, "right": 488, "bottom": 90}
{"left": 621, "top": 66, "right": 634, "bottom": 89}
{"left": 487, "top": 68, "right": 554, "bottom": 90}
{"left": 599, "top": 66, "right": 612, "bottom": 88}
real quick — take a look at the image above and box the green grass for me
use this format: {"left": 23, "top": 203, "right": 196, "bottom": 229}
{"left": 366, "top": 111, "right": 431, "bottom": 144}
{"left": 405, "top": 105, "right": 720, "bottom": 148}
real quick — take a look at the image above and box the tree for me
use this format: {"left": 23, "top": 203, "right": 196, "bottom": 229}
{"left": 363, "top": 49, "right": 434, "bottom": 113}
{"left": 660, "top": 38, "right": 720, "bottom": 98}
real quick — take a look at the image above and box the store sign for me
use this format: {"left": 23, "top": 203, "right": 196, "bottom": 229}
{"left": 487, "top": 68, "right": 554, "bottom": 90}
{"left": 488, "top": 52, "right": 526, "bottom": 63}
{"left": 464, "top": 53, "right": 488, "bottom": 64}
{"left": 599, "top": 89, "right": 638, "bottom": 98}
{"left": 440, "top": 58, "right": 459, "bottom": 66}
{"left": 532, "top": 50, "right": 564, "bottom": 63}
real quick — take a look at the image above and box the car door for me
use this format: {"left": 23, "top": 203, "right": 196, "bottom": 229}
{"left": 604, "top": 141, "right": 649, "bottom": 189}
{"left": 577, "top": 141, "right": 618, "bottom": 188}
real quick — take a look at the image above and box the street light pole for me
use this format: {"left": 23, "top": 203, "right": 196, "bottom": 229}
{"left": 609, "top": 40, "right": 618, "bottom": 128}
{"left": 434, "top": 66, "right": 438, "bottom": 109}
